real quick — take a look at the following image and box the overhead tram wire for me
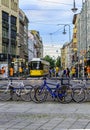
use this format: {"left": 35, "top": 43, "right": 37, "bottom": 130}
{"left": 37, "top": 0, "right": 82, "bottom": 7}
{"left": 22, "top": 8, "right": 71, "bottom": 11}
{"left": 37, "top": 0, "right": 73, "bottom": 6}
{"left": 29, "top": 21, "right": 73, "bottom": 25}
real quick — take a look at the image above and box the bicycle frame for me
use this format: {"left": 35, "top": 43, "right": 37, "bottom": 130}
{"left": 5, "top": 80, "right": 25, "bottom": 95}
{"left": 39, "top": 80, "right": 65, "bottom": 99}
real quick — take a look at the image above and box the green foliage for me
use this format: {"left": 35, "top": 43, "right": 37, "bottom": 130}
{"left": 43, "top": 55, "right": 55, "bottom": 68}
{"left": 55, "top": 56, "right": 61, "bottom": 68}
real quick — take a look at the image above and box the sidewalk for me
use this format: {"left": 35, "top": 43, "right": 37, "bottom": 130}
{"left": 0, "top": 101, "right": 90, "bottom": 129}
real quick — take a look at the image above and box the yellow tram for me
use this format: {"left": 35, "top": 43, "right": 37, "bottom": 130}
{"left": 29, "top": 58, "right": 50, "bottom": 77}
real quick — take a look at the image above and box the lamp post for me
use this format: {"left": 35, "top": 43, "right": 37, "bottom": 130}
{"left": 71, "top": 0, "right": 84, "bottom": 13}
{"left": 71, "top": 0, "right": 78, "bottom": 13}
{"left": 7, "top": 15, "right": 11, "bottom": 77}
{"left": 57, "top": 24, "right": 71, "bottom": 42}
{"left": 62, "top": 24, "right": 71, "bottom": 42}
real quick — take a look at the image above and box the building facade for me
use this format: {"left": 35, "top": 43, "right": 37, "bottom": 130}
{"left": 28, "top": 31, "right": 36, "bottom": 62}
{"left": 61, "top": 42, "right": 72, "bottom": 69}
{"left": 0, "top": 0, "right": 19, "bottom": 64}
{"left": 30, "top": 30, "right": 43, "bottom": 58}
{"left": 16, "top": 9, "right": 29, "bottom": 69}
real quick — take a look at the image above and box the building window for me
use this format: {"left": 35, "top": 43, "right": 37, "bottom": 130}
{"left": 11, "top": 16, "right": 16, "bottom": 25}
{"left": 2, "top": 45, "right": 8, "bottom": 54}
{"left": 2, "top": 27, "right": 8, "bottom": 39}
{"left": 2, "top": 11, "right": 9, "bottom": 21}
{"left": 11, "top": 30, "right": 16, "bottom": 38}
{"left": 11, "top": 45, "right": 16, "bottom": 55}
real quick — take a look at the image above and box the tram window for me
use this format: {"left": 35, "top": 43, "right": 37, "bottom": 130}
{"left": 36, "top": 62, "right": 43, "bottom": 69}
{"left": 40, "top": 63, "right": 43, "bottom": 69}
{"left": 30, "top": 61, "right": 44, "bottom": 70}
{"left": 30, "top": 61, "right": 42, "bottom": 70}
{"left": 31, "top": 62, "right": 38, "bottom": 70}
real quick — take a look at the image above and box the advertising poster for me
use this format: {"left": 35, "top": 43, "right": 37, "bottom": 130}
{"left": 0, "top": 63, "right": 8, "bottom": 78}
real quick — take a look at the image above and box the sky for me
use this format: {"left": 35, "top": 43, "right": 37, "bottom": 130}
{"left": 19, "top": 0, "right": 83, "bottom": 47}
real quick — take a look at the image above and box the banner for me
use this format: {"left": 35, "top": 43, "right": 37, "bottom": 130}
{"left": 0, "top": 63, "right": 8, "bottom": 78}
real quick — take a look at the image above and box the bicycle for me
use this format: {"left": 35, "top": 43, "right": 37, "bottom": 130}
{"left": 33, "top": 77, "right": 72, "bottom": 103}
{"left": 72, "top": 78, "right": 90, "bottom": 103}
{"left": 0, "top": 78, "right": 34, "bottom": 101}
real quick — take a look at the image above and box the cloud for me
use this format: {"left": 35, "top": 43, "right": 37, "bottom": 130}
{"left": 19, "top": 0, "right": 82, "bottom": 45}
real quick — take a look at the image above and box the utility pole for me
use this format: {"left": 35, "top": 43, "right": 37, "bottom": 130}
{"left": 82, "top": 55, "right": 85, "bottom": 79}
{"left": 7, "top": 15, "right": 11, "bottom": 77}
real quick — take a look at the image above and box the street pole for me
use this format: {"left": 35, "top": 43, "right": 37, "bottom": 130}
{"left": 57, "top": 24, "right": 71, "bottom": 42}
{"left": 63, "top": 24, "right": 71, "bottom": 42}
{"left": 7, "top": 15, "right": 11, "bottom": 77}
{"left": 82, "top": 55, "right": 85, "bottom": 79}
{"left": 78, "top": 56, "right": 79, "bottom": 78}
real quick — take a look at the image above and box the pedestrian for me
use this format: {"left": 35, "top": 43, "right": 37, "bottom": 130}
{"left": 52, "top": 67, "right": 55, "bottom": 77}
{"left": 49, "top": 67, "right": 52, "bottom": 77}
{"left": 71, "top": 67, "right": 76, "bottom": 78}
{"left": 9, "top": 67, "right": 14, "bottom": 77}
{"left": 55, "top": 66, "right": 59, "bottom": 77}
{"left": 66, "top": 68, "right": 70, "bottom": 77}
{"left": 19, "top": 67, "right": 23, "bottom": 77}
{"left": 87, "top": 65, "right": 90, "bottom": 78}
{"left": 62, "top": 69, "right": 66, "bottom": 77}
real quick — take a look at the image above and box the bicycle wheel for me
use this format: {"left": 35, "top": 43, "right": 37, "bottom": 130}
{"left": 30, "top": 85, "right": 40, "bottom": 103}
{"left": 20, "top": 84, "right": 32, "bottom": 102}
{"left": 12, "top": 91, "right": 20, "bottom": 101}
{"left": 57, "top": 87, "right": 66, "bottom": 103}
{"left": 64, "top": 86, "right": 72, "bottom": 103}
{"left": 0, "top": 84, "right": 11, "bottom": 101}
{"left": 35, "top": 86, "right": 48, "bottom": 103}
{"left": 72, "top": 87, "right": 85, "bottom": 103}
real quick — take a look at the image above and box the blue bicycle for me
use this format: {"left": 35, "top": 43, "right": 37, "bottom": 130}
{"left": 34, "top": 78, "right": 72, "bottom": 103}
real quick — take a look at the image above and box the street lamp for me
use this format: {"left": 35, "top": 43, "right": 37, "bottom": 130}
{"left": 71, "top": 0, "right": 84, "bottom": 13}
{"left": 71, "top": 0, "right": 78, "bottom": 13}
{"left": 62, "top": 24, "right": 71, "bottom": 42}
{"left": 57, "top": 24, "right": 71, "bottom": 42}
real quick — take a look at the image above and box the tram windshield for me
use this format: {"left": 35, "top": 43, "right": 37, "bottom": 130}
{"left": 30, "top": 61, "right": 43, "bottom": 70}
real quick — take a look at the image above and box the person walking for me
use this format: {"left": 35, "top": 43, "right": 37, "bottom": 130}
{"left": 55, "top": 66, "right": 59, "bottom": 77}
{"left": 71, "top": 67, "right": 76, "bottom": 78}
{"left": 66, "top": 68, "right": 70, "bottom": 77}
{"left": 62, "top": 69, "right": 66, "bottom": 77}
{"left": 19, "top": 67, "right": 23, "bottom": 77}
{"left": 87, "top": 65, "right": 90, "bottom": 78}
{"left": 49, "top": 67, "right": 52, "bottom": 77}
{"left": 9, "top": 67, "right": 14, "bottom": 77}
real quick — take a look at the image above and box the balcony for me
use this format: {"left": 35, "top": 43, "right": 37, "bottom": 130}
{"left": 73, "top": 38, "right": 77, "bottom": 43}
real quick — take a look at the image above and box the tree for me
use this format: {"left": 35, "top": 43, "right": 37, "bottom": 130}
{"left": 43, "top": 55, "right": 55, "bottom": 68}
{"left": 55, "top": 56, "right": 61, "bottom": 68}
